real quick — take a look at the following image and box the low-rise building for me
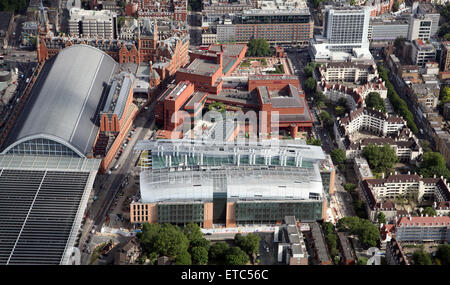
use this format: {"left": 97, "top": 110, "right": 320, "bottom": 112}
{"left": 385, "top": 238, "right": 409, "bottom": 265}
{"left": 337, "top": 232, "right": 356, "bottom": 265}
{"left": 309, "top": 222, "right": 332, "bottom": 265}
{"left": 276, "top": 216, "right": 308, "bottom": 265}
{"left": 114, "top": 237, "right": 141, "bottom": 265}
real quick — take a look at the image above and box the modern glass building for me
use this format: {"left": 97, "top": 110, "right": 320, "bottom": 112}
{"left": 130, "top": 139, "right": 330, "bottom": 227}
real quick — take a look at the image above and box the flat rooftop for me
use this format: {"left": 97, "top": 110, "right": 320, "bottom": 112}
{"left": 186, "top": 58, "right": 220, "bottom": 75}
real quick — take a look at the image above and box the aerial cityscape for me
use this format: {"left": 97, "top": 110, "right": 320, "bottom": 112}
{"left": 0, "top": 0, "right": 450, "bottom": 268}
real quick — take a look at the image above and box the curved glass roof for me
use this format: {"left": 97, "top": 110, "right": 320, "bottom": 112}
{"left": 1, "top": 44, "right": 119, "bottom": 156}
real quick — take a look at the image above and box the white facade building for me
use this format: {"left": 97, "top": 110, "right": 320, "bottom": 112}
{"left": 69, "top": 8, "right": 117, "bottom": 39}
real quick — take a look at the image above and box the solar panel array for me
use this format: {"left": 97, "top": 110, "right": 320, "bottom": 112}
{"left": 0, "top": 169, "right": 89, "bottom": 265}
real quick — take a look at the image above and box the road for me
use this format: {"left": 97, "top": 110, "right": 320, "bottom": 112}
{"left": 79, "top": 102, "right": 156, "bottom": 265}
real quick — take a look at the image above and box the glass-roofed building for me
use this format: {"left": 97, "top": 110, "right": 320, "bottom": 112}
{"left": 130, "top": 139, "right": 334, "bottom": 228}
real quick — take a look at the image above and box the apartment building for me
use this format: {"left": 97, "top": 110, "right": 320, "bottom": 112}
{"left": 319, "top": 62, "right": 379, "bottom": 84}
{"left": 395, "top": 216, "right": 450, "bottom": 242}
{"left": 68, "top": 8, "right": 117, "bottom": 39}
{"left": 362, "top": 174, "right": 450, "bottom": 203}
{"left": 335, "top": 107, "right": 406, "bottom": 141}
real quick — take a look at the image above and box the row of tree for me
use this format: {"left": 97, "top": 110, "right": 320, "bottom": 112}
{"left": 322, "top": 222, "right": 340, "bottom": 264}
{"left": 137, "top": 222, "right": 262, "bottom": 265}
{"left": 377, "top": 65, "right": 418, "bottom": 134}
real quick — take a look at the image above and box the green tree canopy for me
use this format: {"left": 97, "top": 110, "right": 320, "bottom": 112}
{"left": 377, "top": 212, "right": 386, "bottom": 224}
{"left": 183, "top": 222, "right": 204, "bottom": 242}
{"left": 337, "top": 217, "right": 379, "bottom": 248}
{"left": 435, "top": 244, "right": 450, "bottom": 265}
{"left": 357, "top": 257, "right": 368, "bottom": 265}
{"left": 0, "top": 0, "right": 27, "bottom": 13}
{"left": 138, "top": 223, "right": 190, "bottom": 259}
{"left": 190, "top": 237, "right": 210, "bottom": 252}
{"left": 235, "top": 233, "right": 261, "bottom": 257}
{"left": 344, "top": 183, "right": 356, "bottom": 192}
{"left": 307, "top": 137, "right": 322, "bottom": 146}
{"left": 175, "top": 250, "right": 192, "bottom": 265}
{"left": 335, "top": 105, "right": 346, "bottom": 116}
{"left": 305, "top": 77, "right": 317, "bottom": 94}
{"left": 422, "top": 207, "right": 437, "bottom": 217}
{"left": 418, "top": 152, "right": 450, "bottom": 179}
{"left": 209, "top": 242, "right": 230, "bottom": 264}
{"left": 441, "top": 86, "right": 450, "bottom": 104}
{"left": 413, "top": 250, "right": 432, "bottom": 265}
{"left": 331, "top": 149, "right": 346, "bottom": 165}
{"left": 246, "top": 39, "right": 272, "bottom": 57}
{"left": 225, "top": 247, "right": 249, "bottom": 265}
{"left": 366, "top": 92, "right": 386, "bottom": 112}
{"left": 191, "top": 246, "right": 209, "bottom": 265}
{"left": 362, "top": 144, "right": 398, "bottom": 173}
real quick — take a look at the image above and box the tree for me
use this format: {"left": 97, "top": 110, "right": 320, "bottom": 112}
{"left": 190, "top": 237, "right": 210, "bottom": 252}
{"left": 435, "top": 244, "right": 450, "bottom": 265}
{"left": 331, "top": 149, "right": 346, "bottom": 165}
{"left": 183, "top": 222, "right": 204, "bottom": 242}
{"left": 377, "top": 65, "right": 418, "bottom": 134}
{"left": 191, "top": 246, "right": 209, "bottom": 265}
{"left": 304, "top": 65, "right": 314, "bottom": 77}
{"left": 377, "top": 212, "right": 386, "bottom": 224}
{"left": 235, "top": 233, "right": 261, "bottom": 257}
{"left": 357, "top": 257, "right": 368, "bottom": 265}
{"left": 422, "top": 207, "right": 437, "bottom": 217}
{"left": 225, "top": 247, "right": 249, "bottom": 265}
{"left": 335, "top": 105, "right": 346, "bottom": 116}
{"left": 413, "top": 250, "right": 432, "bottom": 265}
{"left": 246, "top": 39, "right": 272, "bottom": 57}
{"left": 441, "top": 86, "right": 450, "bottom": 104}
{"left": 209, "top": 242, "right": 230, "bottom": 264}
{"left": 307, "top": 138, "right": 322, "bottom": 146}
{"left": 344, "top": 183, "right": 356, "bottom": 192}
{"left": 337, "top": 217, "right": 379, "bottom": 248}
{"left": 175, "top": 250, "right": 192, "bottom": 265}
{"left": 362, "top": 144, "right": 398, "bottom": 173}
{"left": 305, "top": 77, "right": 317, "bottom": 94}
{"left": 366, "top": 92, "right": 386, "bottom": 112}
{"left": 138, "top": 223, "right": 190, "bottom": 259}
{"left": 0, "top": 0, "right": 28, "bottom": 13}
{"left": 349, "top": 0, "right": 356, "bottom": 5}
{"left": 418, "top": 152, "right": 450, "bottom": 179}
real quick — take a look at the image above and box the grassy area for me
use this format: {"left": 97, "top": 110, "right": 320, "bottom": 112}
{"left": 240, "top": 60, "right": 251, "bottom": 68}
{"left": 90, "top": 242, "right": 107, "bottom": 265}
{"left": 266, "top": 64, "right": 284, "bottom": 74}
